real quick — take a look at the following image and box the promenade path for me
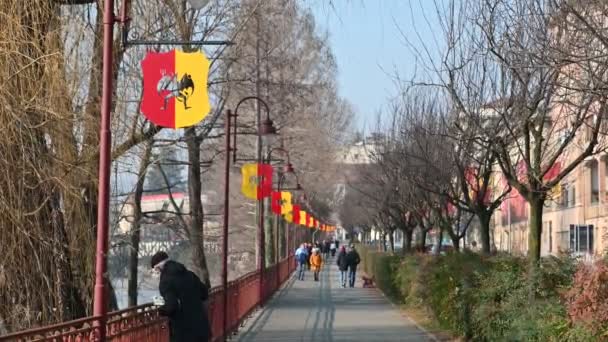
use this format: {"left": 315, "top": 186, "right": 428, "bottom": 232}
{"left": 236, "top": 255, "right": 436, "bottom": 342}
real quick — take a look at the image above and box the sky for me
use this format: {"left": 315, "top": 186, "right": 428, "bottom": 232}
{"left": 309, "top": 1, "right": 442, "bottom": 132}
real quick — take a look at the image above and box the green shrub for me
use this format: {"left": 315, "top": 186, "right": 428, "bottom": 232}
{"left": 419, "top": 251, "right": 488, "bottom": 337}
{"left": 393, "top": 253, "right": 427, "bottom": 306}
{"left": 358, "top": 245, "right": 402, "bottom": 301}
{"left": 360, "top": 246, "right": 597, "bottom": 341}
{"left": 373, "top": 253, "right": 402, "bottom": 301}
{"left": 470, "top": 255, "right": 527, "bottom": 340}
{"left": 471, "top": 255, "right": 577, "bottom": 341}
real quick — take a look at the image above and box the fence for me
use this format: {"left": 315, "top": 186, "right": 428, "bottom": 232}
{"left": 1, "top": 255, "right": 296, "bottom": 342}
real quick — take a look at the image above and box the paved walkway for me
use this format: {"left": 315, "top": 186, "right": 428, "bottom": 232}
{"left": 236, "top": 256, "right": 434, "bottom": 342}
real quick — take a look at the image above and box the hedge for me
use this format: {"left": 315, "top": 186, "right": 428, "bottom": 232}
{"left": 357, "top": 245, "right": 605, "bottom": 341}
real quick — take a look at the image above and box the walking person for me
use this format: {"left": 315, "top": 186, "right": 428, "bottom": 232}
{"left": 346, "top": 245, "right": 361, "bottom": 288}
{"left": 336, "top": 246, "right": 348, "bottom": 288}
{"left": 295, "top": 243, "right": 309, "bottom": 280}
{"left": 150, "top": 251, "right": 211, "bottom": 342}
{"left": 323, "top": 240, "right": 331, "bottom": 259}
{"left": 310, "top": 249, "right": 323, "bottom": 282}
{"left": 330, "top": 240, "right": 337, "bottom": 257}
{"left": 306, "top": 243, "right": 313, "bottom": 270}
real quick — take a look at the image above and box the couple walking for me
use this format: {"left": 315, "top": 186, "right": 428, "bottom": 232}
{"left": 295, "top": 244, "right": 324, "bottom": 281}
{"left": 336, "top": 245, "right": 360, "bottom": 288}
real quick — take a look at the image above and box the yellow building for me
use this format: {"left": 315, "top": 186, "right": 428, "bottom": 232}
{"left": 494, "top": 155, "right": 608, "bottom": 259}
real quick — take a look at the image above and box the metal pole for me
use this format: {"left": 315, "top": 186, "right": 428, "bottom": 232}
{"left": 255, "top": 9, "right": 265, "bottom": 307}
{"left": 93, "top": 0, "right": 115, "bottom": 339}
{"left": 275, "top": 174, "right": 282, "bottom": 289}
{"left": 221, "top": 110, "right": 232, "bottom": 341}
{"left": 259, "top": 195, "right": 265, "bottom": 303}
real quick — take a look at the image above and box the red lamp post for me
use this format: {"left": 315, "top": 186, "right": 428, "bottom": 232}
{"left": 94, "top": 1, "right": 232, "bottom": 340}
{"left": 223, "top": 97, "right": 276, "bottom": 340}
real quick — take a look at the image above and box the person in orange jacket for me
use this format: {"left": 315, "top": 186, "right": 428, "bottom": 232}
{"left": 310, "top": 249, "right": 323, "bottom": 282}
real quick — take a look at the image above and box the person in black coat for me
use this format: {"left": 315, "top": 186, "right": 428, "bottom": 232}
{"left": 151, "top": 251, "right": 211, "bottom": 342}
{"left": 345, "top": 245, "right": 361, "bottom": 288}
{"left": 336, "top": 246, "right": 348, "bottom": 288}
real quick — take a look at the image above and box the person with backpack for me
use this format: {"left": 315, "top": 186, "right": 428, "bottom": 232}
{"left": 346, "top": 245, "right": 361, "bottom": 288}
{"left": 295, "top": 243, "right": 309, "bottom": 280}
{"left": 336, "top": 246, "right": 348, "bottom": 288}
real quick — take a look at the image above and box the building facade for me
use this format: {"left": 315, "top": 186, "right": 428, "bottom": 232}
{"left": 494, "top": 154, "right": 608, "bottom": 258}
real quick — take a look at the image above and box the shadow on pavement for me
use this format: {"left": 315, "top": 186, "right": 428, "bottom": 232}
{"left": 236, "top": 258, "right": 431, "bottom": 342}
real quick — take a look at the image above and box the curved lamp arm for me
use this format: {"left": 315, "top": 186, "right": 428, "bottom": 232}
{"left": 231, "top": 96, "right": 274, "bottom": 163}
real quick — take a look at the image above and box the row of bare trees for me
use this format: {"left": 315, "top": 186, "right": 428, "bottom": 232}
{"left": 0, "top": 0, "right": 351, "bottom": 333}
{"left": 341, "top": 0, "right": 608, "bottom": 270}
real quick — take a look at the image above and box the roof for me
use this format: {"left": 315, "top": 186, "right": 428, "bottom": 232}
{"left": 140, "top": 192, "right": 187, "bottom": 201}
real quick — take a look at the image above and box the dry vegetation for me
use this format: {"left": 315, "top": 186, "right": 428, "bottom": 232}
{"left": 0, "top": 0, "right": 352, "bottom": 333}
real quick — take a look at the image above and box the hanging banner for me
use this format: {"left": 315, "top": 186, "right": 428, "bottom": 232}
{"left": 241, "top": 163, "right": 273, "bottom": 200}
{"left": 299, "top": 210, "right": 307, "bottom": 226}
{"left": 292, "top": 205, "right": 300, "bottom": 224}
{"left": 281, "top": 192, "right": 293, "bottom": 220}
{"left": 271, "top": 191, "right": 282, "bottom": 214}
{"left": 141, "top": 49, "right": 211, "bottom": 128}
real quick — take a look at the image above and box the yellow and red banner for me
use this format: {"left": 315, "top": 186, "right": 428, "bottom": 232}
{"left": 292, "top": 205, "right": 300, "bottom": 223}
{"left": 241, "top": 163, "right": 273, "bottom": 200}
{"left": 271, "top": 191, "right": 282, "bottom": 214}
{"left": 141, "top": 49, "right": 211, "bottom": 128}
{"left": 281, "top": 192, "right": 293, "bottom": 220}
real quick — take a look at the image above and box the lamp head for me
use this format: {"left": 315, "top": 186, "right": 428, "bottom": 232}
{"left": 283, "top": 163, "right": 295, "bottom": 174}
{"left": 259, "top": 118, "right": 277, "bottom": 135}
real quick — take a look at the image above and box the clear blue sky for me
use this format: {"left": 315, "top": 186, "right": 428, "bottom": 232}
{"left": 309, "top": 1, "right": 442, "bottom": 131}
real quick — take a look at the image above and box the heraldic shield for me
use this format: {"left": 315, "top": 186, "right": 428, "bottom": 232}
{"left": 141, "top": 49, "right": 211, "bottom": 128}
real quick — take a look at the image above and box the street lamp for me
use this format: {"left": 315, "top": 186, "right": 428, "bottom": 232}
{"left": 222, "top": 96, "right": 276, "bottom": 340}
{"left": 275, "top": 170, "right": 302, "bottom": 260}
{"left": 94, "top": 1, "right": 232, "bottom": 340}
{"left": 264, "top": 144, "right": 294, "bottom": 265}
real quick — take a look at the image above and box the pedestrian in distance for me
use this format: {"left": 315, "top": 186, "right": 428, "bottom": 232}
{"left": 330, "top": 240, "right": 337, "bottom": 257}
{"left": 323, "top": 240, "right": 331, "bottom": 259}
{"left": 295, "top": 243, "right": 309, "bottom": 280}
{"left": 310, "top": 249, "right": 323, "bottom": 282}
{"left": 150, "top": 251, "right": 211, "bottom": 342}
{"left": 346, "top": 245, "right": 361, "bottom": 288}
{"left": 306, "top": 243, "right": 313, "bottom": 270}
{"left": 336, "top": 246, "right": 348, "bottom": 287}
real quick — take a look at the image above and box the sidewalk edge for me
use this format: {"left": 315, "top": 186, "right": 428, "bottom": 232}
{"left": 372, "top": 286, "right": 441, "bottom": 342}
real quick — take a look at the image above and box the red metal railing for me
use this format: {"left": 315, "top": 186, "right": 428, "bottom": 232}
{"left": 0, "top": 304, "right": 167, "bottom": 341}
{"left": 1, "top": 256, "right": 296, "bottom": 342}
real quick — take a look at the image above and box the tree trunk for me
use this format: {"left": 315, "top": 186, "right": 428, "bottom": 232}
{"left": 417, "top": 228, "right": 427, "bottom": 252}
{"left": 185, "top": 128, "right": 210, "bottom": 286}
{"left": 435, "top": 228, "right": 444, "bottom": 256}
{"left": 389, "top": 231, "right": 395, "bottom": 253}
{"left": 528, "top": 195, "right": 544, "bottom": 265}
{"left": 477, "top": 211, "right": 491, "bottom": 255}
{"left": 402, "top": 229, "right": 413, "bottom": 254}
{"left": 451, "top": 235, "right": 460, "bottom": 252}
{"left": 50, "top": 191, "right": 86, "bottom": 320}
{"left": 128, "top": 141, "right": 152, "bottom": 307}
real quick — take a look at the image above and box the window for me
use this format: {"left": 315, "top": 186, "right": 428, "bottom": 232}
{"left": 605, "top": 160, "right": 608, "bottom": 194}
{"left": 569, "top": 225, "right": 594, "bottom": 254}
{"left": 590, "top": 160, "right": 599, "bottom": 203}
{"left": 563, "top": 184, "right": 576, "bottom": 207}
{"left": 568, "top": 185, "right": 576, "bottom": 207}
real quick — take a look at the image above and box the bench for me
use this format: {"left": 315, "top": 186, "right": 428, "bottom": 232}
{"left": 361, "top": 274, "right": 375, "bottom": 288}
